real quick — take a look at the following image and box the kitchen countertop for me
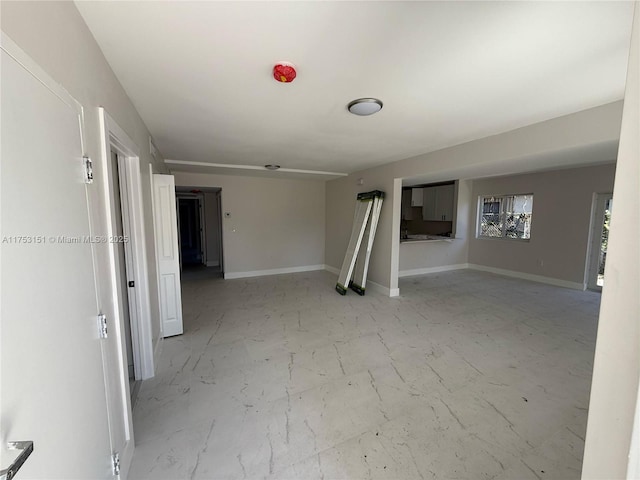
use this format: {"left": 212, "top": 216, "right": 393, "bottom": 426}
{"left": 400, "top": 234, "right": 455, "bottom": 243}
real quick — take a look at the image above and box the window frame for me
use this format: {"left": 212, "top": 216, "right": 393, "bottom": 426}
{"left": 476, "top": 193, "right": 534, "bottom": 241}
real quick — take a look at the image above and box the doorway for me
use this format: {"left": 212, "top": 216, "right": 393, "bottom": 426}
{"left": 110, "top": 150, "right": 138, "bottom": 397}
{"left": 176, "top": 188, "right": 224, "bottom": 277}
{"left": 587, "top": 193, "right": 613, "bottom": 290}
{"left": 177, "top": 195, "right": 205, "bottom": 267}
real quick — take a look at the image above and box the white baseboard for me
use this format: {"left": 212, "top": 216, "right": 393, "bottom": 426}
{"left": 206, "top": 260, "right": 220, "bottom": 267}
{"left": 324, "top": 265, "right": 399, "bottom": 297}
{"left": 327, "top": 262, "right": 582, "bottom": 295}
{"left": 366, "top": 280, "right": 390, "bottom": 296}
{"left": 399, "top": 263, "right": 469, "bottom": 278}
{"left": 324, "top": 265, "right": 340, "bottom": 275}
{"left": 467, "top": 264, "right": 585, "bottom": 290}
{"left": 224, "top": 264, "right": 325, "bottom": 280}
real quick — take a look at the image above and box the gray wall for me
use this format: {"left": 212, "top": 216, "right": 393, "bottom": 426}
{"left": 174, "top": 172, "right": 326, "bottom": 276}
{"left": 468, "top": 164, "right": 616, "bottom": 286}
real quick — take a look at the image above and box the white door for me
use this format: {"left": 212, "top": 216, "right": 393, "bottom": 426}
{"left": 153, "top": 174, "right": 184, "bottom": 337}
{"left": 100, "top": 150, "right": 136, "bottom": 478}
{"left": 1, "top": 41, "right": 113, "bottom": 477}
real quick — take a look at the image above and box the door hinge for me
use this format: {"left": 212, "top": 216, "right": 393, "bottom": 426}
{"left": 98, "top": 314, "right": 108, "bottom": 339}
{"left": 83, "top": 156, "right": 94, "bottom": 184}
{"left": 111, "top": 452, "right": 120, "bottom": 476}
{"left": 128, "top": 281, "right": 135, "bottom": 288}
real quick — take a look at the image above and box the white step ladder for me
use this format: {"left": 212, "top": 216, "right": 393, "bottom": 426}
{"left": 336, "top": 190, "right": 385, "bottom": 295}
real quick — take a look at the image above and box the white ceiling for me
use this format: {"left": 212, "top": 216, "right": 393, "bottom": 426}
{"left": 76, "top": 1, "right": 634, "bottom": 176}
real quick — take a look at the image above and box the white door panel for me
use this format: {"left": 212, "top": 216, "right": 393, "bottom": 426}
{"left": 1, "top": 47, "right": 113, "bottom": 478}
{"left": 153, "top": 175, "right": 184, "bottom": 337}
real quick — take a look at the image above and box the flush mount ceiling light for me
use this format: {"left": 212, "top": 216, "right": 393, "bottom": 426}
{"left": 347, "top": 98, "right": 383, "bottom": 116}
{"left": 264, "top": 164, "right": 281, "bottom": 170}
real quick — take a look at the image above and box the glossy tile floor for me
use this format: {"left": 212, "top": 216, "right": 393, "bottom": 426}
{"left": 128, "top": 270, "right": 600, "bottom": 480}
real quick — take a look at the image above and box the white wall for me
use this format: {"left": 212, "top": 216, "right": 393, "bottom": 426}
{"left": 468, "top": 164, "right": 616, "bottom": 287}
{"left": 583, "top": 3, "right": 639, "bottom": 478}
{"left": 325, "top": 102, "right": 622, "bottom": 294}
{"left": 174, "top": 172, "right": 326, "bottom": 277}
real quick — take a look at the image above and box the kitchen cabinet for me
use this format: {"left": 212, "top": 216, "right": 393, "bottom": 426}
{"left": 423, "top": 184, "right": 455, "bottom": 221}
{"left": 422, "top": 187, "right": 437, "bottom": 221}
{"left": 401, "top": 189, "right": 413, "bottom": 220}
{"left": 411, "top": 188, "right": 424, "bottom": 207}
{"left": 437, "top": 184, "right": 455, "bottom": 220}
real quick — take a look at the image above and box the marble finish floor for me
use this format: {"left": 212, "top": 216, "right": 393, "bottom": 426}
{"left": 128, "top": 270, "right": 600, "bottom": 480}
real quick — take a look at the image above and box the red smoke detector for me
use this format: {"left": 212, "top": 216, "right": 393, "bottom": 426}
{"left": 273, "top": 63, "right": 297, "bottom": 83}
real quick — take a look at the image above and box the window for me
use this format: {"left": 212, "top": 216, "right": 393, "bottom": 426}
{"left": 478, "top": 194, "right": 533, "bottom": 240}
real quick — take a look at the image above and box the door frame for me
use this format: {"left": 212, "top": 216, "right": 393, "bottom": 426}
{"left": 198, "top": 194, "right": 206, "bottom": 266}
{"left": 216, "top": 190, "right": 224, "bottom": 273}
{"left": 99, "top": 108, "right": 156, "bottom": 476}
{"left": 100, "top": 108, "right": 154, "bottom": 380}
{"left": 112, "top": 150, "right": 142, "bottom": 382}
{"left": 149, "top": 158, "right": 166, "bottom": 342}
